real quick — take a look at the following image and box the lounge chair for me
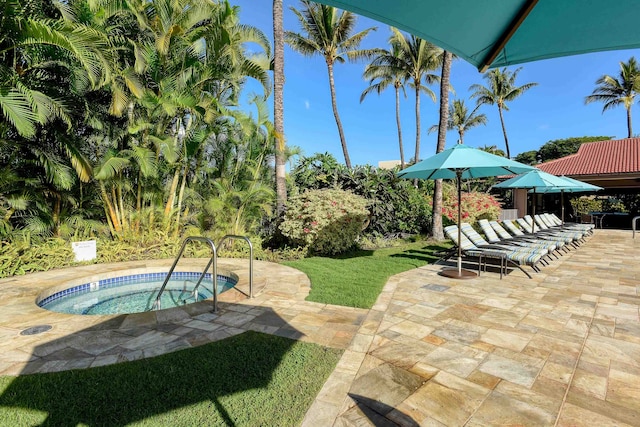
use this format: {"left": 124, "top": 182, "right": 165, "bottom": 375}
{"left": 534, "top": 214, "right": 587, "bottom": 235}
{"left": 503, "top": 219, "right": 576, "bottom": 249}
{"left": 478, "top": 219, "right": 560, "bottom": 258}
{"left": 443, "top": 225, "right": 508, "bottom": 278}
{"left": 516, "top": 218, "right": 581, "bottom": 247}
{"left": 544, "top": 213, "right": 594, "bottom": 233}
{"left": 488, "top": 219, "right": 568, "bottom": 253}
{"left": 461, "top": 223, "right": 548, "bottom": 256}
{"left": 458, "top": 223, "right": 546, "bottom": 276}
{"left": 534, "top": 214, "right": 589, "bottom": 240}
{"left": 527, "top": 215, "right": 587, "bottom": 242}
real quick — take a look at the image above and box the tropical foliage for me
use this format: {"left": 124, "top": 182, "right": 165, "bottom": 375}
{"left": 386, "top": 28, "right": 442, "bottom": 164}
{"left": 289, "top": 153, "right": 432, "bottom": 237}
{"left": 439, "top": 184, "right": 502, "bottom": 226}
{"left": 470, "top": 67, "right": 537, "bottom": 158}
{"left": 280, "top": 188, "right": 369, "bottom": 255}
{"left": 0, "top": 0, "right": 275, "bottom": 245}
{"left": 285, "top": 0, "right": 377, "bottom": 168}
{"left": 361, "top": 43, "right": 408, "bottom": 169}
{"left": 514, "top": 136, "right": 612, "bottom": 165}
{"left": 585, "top": 57, "right": 640, "bottom": 138}
{"left": 430, "top": 99, "right": 487, "bottom": 144}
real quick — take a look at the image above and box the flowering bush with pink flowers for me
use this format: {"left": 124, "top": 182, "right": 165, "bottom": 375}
{"left": 279, "top": 188, "right": 369, "bottom": 255}
{"left": 441, "top": 184, "right": 502, "bottom": 225}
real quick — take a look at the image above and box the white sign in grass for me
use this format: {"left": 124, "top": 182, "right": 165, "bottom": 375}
{"left": 71, "top": 240, "right": 97, "bottom": 262}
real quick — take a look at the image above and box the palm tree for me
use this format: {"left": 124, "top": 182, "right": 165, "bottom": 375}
{"left": 360, "top": 44, "right": 408, "bottom": 168}
{"left": 585, "top": 57, "right": 640, "bottom": 138}
{"left": 431, "top": 50, "right": 452, "bottom": 241}
{"left": 388, "top": 28, "right": 442, "bottom": 165}
{"left": 0, "top": 0, "right": 112, "bottom": 137}
{"left": 430, "top": 99, "right": 488, "bottom": 144}
{"left": 285, "top": 1, "right": 377, "bottom": 168}
{"left": 273, "top": 0, "right": 287, "bottom": 214}
{"left": 470, "top": 67, "right": 537, "bottom": 158}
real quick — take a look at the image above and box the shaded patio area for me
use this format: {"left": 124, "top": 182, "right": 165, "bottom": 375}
{"left": 304, "top": 229, "right": 640, "bottom": 426}
{"left": 0, "top": 229, "right": 638, "bottom": 425}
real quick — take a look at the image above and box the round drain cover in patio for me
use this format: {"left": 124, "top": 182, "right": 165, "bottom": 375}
{"left": 20, "top": 325, "right": 52, "bottom": 335}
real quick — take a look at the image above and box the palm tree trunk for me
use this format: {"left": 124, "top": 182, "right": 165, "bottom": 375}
{"left": 175, "top": 164, "right": 188, "bottom": 237}
{"left": 111, "top": 186, "right": 122, "bottom": 229}
{"left": 52, "top": 193, "right": 61, "bottom": 237}
{"left": 117, "top": 182, "right": 128, "bottom": 230}
{"left": 135, "top": 170, "right": 142, "bottom": 232}
{"left": 100, "top": 183, "right": 120, "bottom": 233}
{"left": 414, "top": 83, "right": 421, "bottom": 163}
{"left": 627, "top": 106, "right": 633, "bottom": 138}
{"left": 412, "top": 83, "right": 421, "bottom": 187}
{"left": 432, "top": 51, "right": 452, "bottom": 241}
{"left": 273, "top": 0, "right": 287, "bottom": 215}
{"left": 395, "top": 85, "right": 405, "bottom": 169}
{"left": 326, "top": 61, "right": 351, "bottom": 168}
{"left": 164, "top": 168, "right": 180, "bottom": 218}
{"left": 498, "top": 105, "right": 511, "bottom": 158}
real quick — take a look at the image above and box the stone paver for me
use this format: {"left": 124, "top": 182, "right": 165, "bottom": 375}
{"left": 304, "top": 229, "right": 640, "bottom": 426}
{"left": 1, "top": 229, "right": 640, "bottom": 427}
{"left": 0, "top": 258, "right": 367, "bottom": 376}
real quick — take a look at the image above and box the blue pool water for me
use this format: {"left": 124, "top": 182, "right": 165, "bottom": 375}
{"left": 38, "top": 272, "right": 236, "bottom": 315}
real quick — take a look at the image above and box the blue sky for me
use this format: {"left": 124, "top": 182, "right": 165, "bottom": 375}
{"left": 232, "top": 0, "right": 640, "bottom": 166}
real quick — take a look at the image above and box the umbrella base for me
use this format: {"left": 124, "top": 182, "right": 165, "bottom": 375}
{"left": 439, "top": 268, "right": 477, "bottom": 279}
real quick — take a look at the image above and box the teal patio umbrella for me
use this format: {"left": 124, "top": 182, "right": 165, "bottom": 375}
{"left": 398, "top": 144, "right": 536, "bottom": 278}
{"left": 314, "top": 1, "right": 640, "bottom": 71}
{"left": 493, "top": 169, "right": 573, "bottom": 231}
{"left": 528, "top": 176, "right": 603, "bottom": 223}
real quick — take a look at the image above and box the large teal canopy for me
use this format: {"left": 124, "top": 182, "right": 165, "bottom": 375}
{"left": 397, "top": 143, "right": 536, "bottom": 180}
{"left": 530, "top": 176, "right": 603, "bottom": 193}
{"left": 492, "top": 169, "right": 572, "bottom": 190}
{"left": 314, "top": 1, "right": 640, "bottom": 71}
{"left": 397, "top": 144, "right": 535, "bottom": 277}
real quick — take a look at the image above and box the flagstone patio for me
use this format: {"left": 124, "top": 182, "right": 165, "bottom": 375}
{"left": 303, "top": 229, "right": 640, "bottom": 426}
{"left": 0, "top": 258, "right": 367, "bottom": 375}
{"left": 0, "top": 229, "right": 638, "bottom": 426}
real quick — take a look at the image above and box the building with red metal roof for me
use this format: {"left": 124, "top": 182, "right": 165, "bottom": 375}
{"left": 537, "top": 138, "right": 640, "bottom": 189}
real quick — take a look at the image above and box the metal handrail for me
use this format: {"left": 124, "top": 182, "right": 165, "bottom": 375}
{"left": 218, "top": 235, "right": 253, "bottom": 298}
{"left": 151, "top": 236, "right": 218, "bottom": 312}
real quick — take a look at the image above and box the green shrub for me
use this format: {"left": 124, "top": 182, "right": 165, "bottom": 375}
{"left": 279, "top": 188, "right": 369, "bottom": 255}
{"left": 440, "top": 184, "right": 501, "bottom": 225}
{"left": 570, "top": 196, "right": 602, "bottom": 215}
{"left": 289, "top": 154, "right": 432, "bottom": 236}
{"left": 0, "top": 233, "right": 309, "bottom": 279}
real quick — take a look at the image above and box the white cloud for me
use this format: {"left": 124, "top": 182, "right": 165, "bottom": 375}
{"left": 538, "top": 124, "right": 550, "bottom": 130}
{"left": 304, "top": 100, "right": 310, "bottom": 110}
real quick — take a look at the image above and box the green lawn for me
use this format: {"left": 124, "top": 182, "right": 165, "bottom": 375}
{"left": 283, "top": 240, "right": 449, "bottom": 309}
{"left": 0, "top": 332, "right": 341, "bottom": 427}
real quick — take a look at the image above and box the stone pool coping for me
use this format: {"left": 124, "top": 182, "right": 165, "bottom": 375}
{"left": 0, "top": 258, "right": 367, "bottom": 375}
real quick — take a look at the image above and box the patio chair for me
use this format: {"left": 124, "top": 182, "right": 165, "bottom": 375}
{"left": 536, "top": 214, "right": 590, "bottom": 237}
{"left": 461, "top": 223, "right": 548, "bottom": 256}
{"left": 516, "top": 218, "right": 580, "bottom": 247}
{"left": 503, "top": 219, "right": 576, "bottom": 249}
{"left": 444, "top": 225, "right": 537, "bottom": 278}
{"left": 529, "top": 215, "right": 587, "bottom": 241}
{"left": 459, "top": 223, "right": 547, "bottom": 275}
{"left": 443, "top": 225, "right": 507, "bottom": 278}
{"left": 488, "top": 219, "right": 568, "bottom": 253}
{"left": 479, "top": 219, "right": 561, "bottom": 258}
{"left": 545, "top": 213, "right": 594, "bottom": 233}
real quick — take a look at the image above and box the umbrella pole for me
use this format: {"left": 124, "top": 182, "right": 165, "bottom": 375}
{"left": 532, "top": 188, "right": 537, "bottom": 233}
{"left": 561, "top": 190, "right": 565, "bottom": 224}
{"left": 457, "top": 171, "right": 462, "bottom": 275}
{"left": 439, "top": 170, "right": 476, "bottom": 280}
